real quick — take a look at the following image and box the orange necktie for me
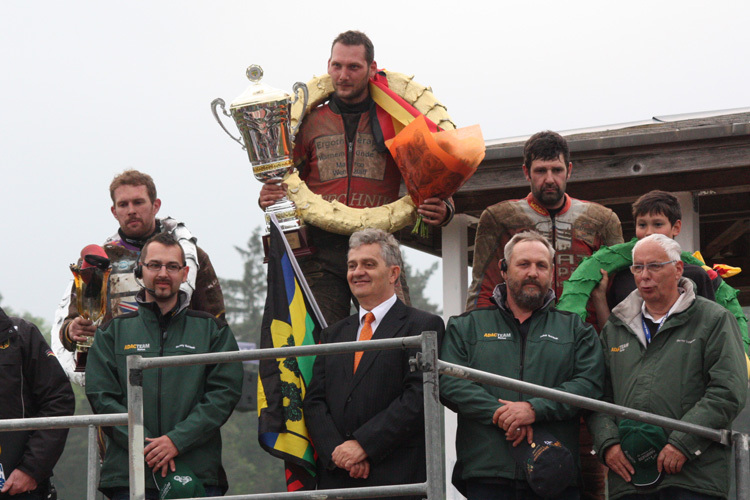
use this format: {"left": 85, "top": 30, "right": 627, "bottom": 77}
{"left": 354, "top": 312, "right": 375, "bottom": 373}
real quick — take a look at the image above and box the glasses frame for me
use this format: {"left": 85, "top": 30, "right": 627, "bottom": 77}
{"left": 630, "top": 259, "right": 678, "bottom": 275}
{"left": 142, "top": 261, "right": 185, "bottom": 274}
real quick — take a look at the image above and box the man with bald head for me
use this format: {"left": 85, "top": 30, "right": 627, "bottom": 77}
{"left": 589, "top": 234, "right": 747, "bottom": 500}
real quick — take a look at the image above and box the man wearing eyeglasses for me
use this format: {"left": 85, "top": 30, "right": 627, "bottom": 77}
{"left": 589, "top": 190, "right": 718, "bottom": 331}
{"left": 86, "top": 232, "right": 242, "bottom": 499}
{"left": 588, "top": 233, "right": 747, "bottom": 500}
{"left": 54, "top": 169, "right": 226, "bottom": 380}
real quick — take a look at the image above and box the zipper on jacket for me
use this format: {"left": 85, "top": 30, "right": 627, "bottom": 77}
{"left": 516, "top": 319, "right": 529, "bottom": 481}
{"left": 518, "top": 328, "right": 528, "bottom": 400}
{"left": 157, "top": 326, "right": 167, "bottom": 435}
{"left": 339, "top": 112, "right": 360, "bottom": 207}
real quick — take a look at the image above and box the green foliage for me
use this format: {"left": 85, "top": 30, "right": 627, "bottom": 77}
{"left": 219, "top": 411, "right": 286, "bottom": 494}
{"left": 26, "top": 228, "right": 442, "bottom": 498}
{"left": 219, "top": 227, "right": 267, "bottom": 344}
{"left": 52, "top": 386, "right": 286, "bottom": 498}
{"left": 219, "top": 227, "right": 442, "bottom": 332}
{"left": 52, "top": 385, "right": 94, "bottom": 498}
{"left": 402, "top": 260, "right": 441, "bottom": 315}
{"left": 0, "top": 293, "right": 53, "bottom": 343}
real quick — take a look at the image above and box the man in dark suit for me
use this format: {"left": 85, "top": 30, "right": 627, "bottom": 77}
{"left": 304, "top": 228, "right": 444, "bottom": 499}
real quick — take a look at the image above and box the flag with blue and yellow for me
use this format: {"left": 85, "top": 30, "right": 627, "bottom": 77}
{"left": 258, "top": 216, "right": 325, "bottom": 491}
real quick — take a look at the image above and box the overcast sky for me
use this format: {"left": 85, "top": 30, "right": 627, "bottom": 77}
{"left": 2, "top": 1, "right": 749, "bottom": 324}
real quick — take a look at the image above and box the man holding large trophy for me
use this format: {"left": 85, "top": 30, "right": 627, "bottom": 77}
{"left": 212, "top": 28, "right": 484, "bottom": 495}
{"left": 213, "top": 30, "right": 457, "bottom": 326}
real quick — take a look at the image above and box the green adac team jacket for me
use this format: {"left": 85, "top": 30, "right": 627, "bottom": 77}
{"left": 588, "top": 278, "right": 747, "bottom": 500}
{"left": 440, "top": 284, "right": 605, "bottom": 485}
{"left": 86, "top": 291, "right": 242, "bottom": 496}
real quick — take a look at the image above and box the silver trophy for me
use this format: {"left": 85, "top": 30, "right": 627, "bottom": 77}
{"left": 212, "top": 65, "right": 313, "bottom": 257}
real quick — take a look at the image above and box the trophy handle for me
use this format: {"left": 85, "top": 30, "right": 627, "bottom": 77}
{"left": 290, "top": 82, "right": 309, "bottom": 141}
{"left": 211, "top": 98, "right": 246, "bottom": 150}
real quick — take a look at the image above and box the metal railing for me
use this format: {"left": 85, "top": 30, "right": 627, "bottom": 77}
{"left": 0, "top": 413, "right": 127, "bottom": 500}
{"left": 439, "top": 357, "right": 750, "bottom": 499}
{"left": 125, "top": 332, "right": 443, "bottom": 500}
{"left": 2, "top": 330, "right": 747, "bottom": 499}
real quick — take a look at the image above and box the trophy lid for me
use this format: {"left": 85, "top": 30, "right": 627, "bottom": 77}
{"left": 229, "top": 64, "right": 291, "bottom": 108}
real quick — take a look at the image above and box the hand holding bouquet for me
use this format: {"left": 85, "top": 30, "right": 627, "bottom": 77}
{"left": 387, "top": 115, "right": 485, "bottom": 236}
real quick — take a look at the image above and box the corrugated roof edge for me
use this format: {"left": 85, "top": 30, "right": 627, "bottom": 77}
{"left": 483, "top": 107, "right": 750, "bottom": 161}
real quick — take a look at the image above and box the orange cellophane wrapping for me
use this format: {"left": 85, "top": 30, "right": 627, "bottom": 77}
{"left": 386, "top": 115, "right": 485, "bottom": 206}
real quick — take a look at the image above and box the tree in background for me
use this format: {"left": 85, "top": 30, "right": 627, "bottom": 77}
{"left": 220, "top": 227, "right": 267, "bottom": 344}
{"left": 220, "top": 228, "right": 442, "bottom": 345}
{"left": 215, "top": 228, "right": 442, "bottom": 493}
{"left": 1, "top": 231, "right": 442, "bottom": 497}
{"left": 401, "top": 259, "right": 441, "bottom": 315}
{"left": 0, "top": 293, "right": 52, "bottom": 341}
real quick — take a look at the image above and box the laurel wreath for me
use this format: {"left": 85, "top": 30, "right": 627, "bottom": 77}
{"left": 284, "top": 71, "right": 454, "bottom": 235}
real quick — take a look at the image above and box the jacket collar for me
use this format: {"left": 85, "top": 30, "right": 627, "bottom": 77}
{"left": 136, "top": 289, "right": 190, "bottom": 317}
{"left": 328, "top": 95, "right": 388, "bottom": 153}
{"left": 0, "top": 306, "right": 9, "bottom": 326}
{"left": 0, "top": 307, "right": 12, "bottom": 336}
{"left": 610, "top": 277, "right": 697, "bottom": 347}
{"left": 525, "top": 192, "right": 572, "bottom": 217}
{"left": 491, "top": 283, "right": 556, "bottom": 318}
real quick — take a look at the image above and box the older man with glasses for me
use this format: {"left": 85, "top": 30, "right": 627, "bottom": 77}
{"left": 588, "top": 233, "right": 747, "bottom": 500}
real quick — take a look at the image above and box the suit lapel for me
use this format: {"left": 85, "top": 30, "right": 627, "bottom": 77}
{"left": 349, "top": 300, "right": 408, "bottom": 390}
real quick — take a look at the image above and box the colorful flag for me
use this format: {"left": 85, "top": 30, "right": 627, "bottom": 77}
{"left": 369, "top": 70, "right": 441, "bottom": 138}
{"left": 257, "top": 215, "right": 326, "bottom": 491}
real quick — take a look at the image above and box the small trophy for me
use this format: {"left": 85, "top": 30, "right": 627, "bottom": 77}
{"left": 70, "top": 245, "right": 111, "bottom": 372}
{"left": 212, "top": 64, "right": 314, "bottom": 259}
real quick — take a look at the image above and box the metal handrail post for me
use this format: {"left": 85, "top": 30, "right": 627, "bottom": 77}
{"left": 735, "top": 432, "right": 750, "bottom": 500}
{"left": 127, "top": 354, "right": 146, "bottom": 500}
{"left": 87, "top": 424, "right": 99, "bottom": 500}
{"left": 420, "top": 331, "right": 445, "bottom": 499}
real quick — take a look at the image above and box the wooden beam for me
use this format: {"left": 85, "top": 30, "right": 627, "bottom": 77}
{"left": 455, "top": 170, "right": 750, "bottom": 216}
{"left": 704, "top": 219, "right": 750, "bottom": 260}
{"left": 464, "top": 140, "right": 750, "bottom": 196}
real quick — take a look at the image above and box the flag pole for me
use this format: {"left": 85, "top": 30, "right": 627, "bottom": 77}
{"left": 268, "top": 214, "right": 328, "bottom": 330}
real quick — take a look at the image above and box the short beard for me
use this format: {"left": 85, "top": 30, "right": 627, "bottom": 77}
{"left": 516, "top": 289, "right": 546, "bottom": 311}
{"left": 333, "top": 82, "right": 369, "bottom": 105}
{"left": 507, "top": 277, "right": 547, "bottom": 311}
{"left": 532, "top": 186, "right": 564, "bottom": 208}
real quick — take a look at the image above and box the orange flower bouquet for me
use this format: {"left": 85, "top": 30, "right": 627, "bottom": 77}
{"left": 386, "top": 115, "right": 485, "bottom": 236}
